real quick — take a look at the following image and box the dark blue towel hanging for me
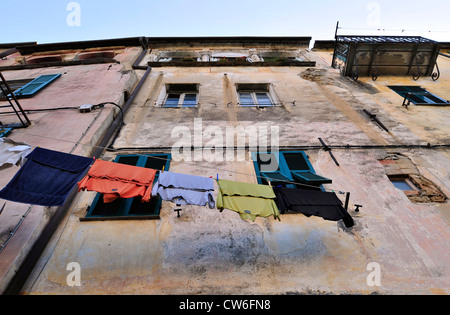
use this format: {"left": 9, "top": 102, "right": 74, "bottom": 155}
{"left": 0, "top": 147, "right": 93, "bottom": 207}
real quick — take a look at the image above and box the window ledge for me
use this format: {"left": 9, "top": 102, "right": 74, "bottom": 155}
{"left": 0, "top": 58, "right": 119, "bottom": 71}
{"left": 238, "top": 105, "right": 281, "bottom": 108}
{"left": 80, "top": 215, "right": 160, "bottom": 222}
{"left": 148, "top": 61, "right": 316, "bottom": 67}
{"left": 157, "top": 105, "right": 199, "bottom": 109}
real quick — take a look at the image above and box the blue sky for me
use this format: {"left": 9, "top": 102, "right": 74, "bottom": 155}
{"left": 2, "top": 0, "right": 449, "bottom": 44}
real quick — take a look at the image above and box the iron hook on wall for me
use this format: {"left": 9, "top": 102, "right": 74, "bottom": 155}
{"left": 431, "top": 62, "right": 440, "bottom": 81}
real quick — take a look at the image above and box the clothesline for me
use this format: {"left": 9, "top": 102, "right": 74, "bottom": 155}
{"left": 0, "top": 146, "right": 355, "bottom": 227}
{"left": 137, "top": 153, "right": 348, "bottom": 195}
{"left": 5, "top": 129, "right": 350, "bottom": 195}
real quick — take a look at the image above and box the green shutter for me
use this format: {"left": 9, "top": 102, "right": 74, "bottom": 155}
{"left": 388, "top": 86, "right": 448, "bottom": 105}
{"left": 13, "top": 74, "right": 61, "bottom": 98}
{"left": 260, "top": 171, "right": 292, "bottom": 186}
{"left": 292, "top": 171, "right": 332, "bottom": 186}
{"left": 253, "top": 151, "right": 332, "bottom": 190}
{"left": 0, "top": 128, "right": 12, "bottom": 138}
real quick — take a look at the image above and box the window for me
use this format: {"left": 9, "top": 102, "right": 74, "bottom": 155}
{"left": 259, "top": 52, "right": 304, "bottom": 63}
{"left": 0, "top": 74, "right": 61, "bottom": 99}
{"left": 388, "top": 175, "right": 419, "bottom": 195}
{"left": 237, "top": 84, "right": 274, "bottom": 107}
{"left": 379, "top": 157, "right": 447, "bottom": 203}
{"left": 211, "top": 52, "right": 249, "bottom": 62}
{"left": 252, "top": 151, "right": 332, "bottom": 190}
{"left": 84, "top": 154, "right": 171, "bottom": 220}
{"left": 163, "top": 84, "right": 199, "bottom": 108}
{"left": 0, "top": 79, "right": 34, "bottom": 100}
{"left": 391, "top": 179, "right": 415, "bottom": 191}
{"left": 157, "top": 52, "right": 201, "bottom": 63}
{"left": 388, "top": 86, "right": 448, "bottom": 106}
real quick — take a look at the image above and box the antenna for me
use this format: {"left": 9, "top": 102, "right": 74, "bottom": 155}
{"left": 334, "top": 21, "right": 340, "bottom": 39}
{"left": 331, "top": 21, "right": 340, "bottom": 68}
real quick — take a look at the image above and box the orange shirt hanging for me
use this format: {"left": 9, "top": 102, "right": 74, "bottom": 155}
{"left": 78, "top": 159, "right": 157, "bottom": 203}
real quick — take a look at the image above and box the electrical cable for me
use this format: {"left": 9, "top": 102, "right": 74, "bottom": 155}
{"left": 11, "top": 120, "right": 450, "bottom": 194}
{"left": 93, "top": 102, "right": 124, "bottom": 125}
{"left": 92, "top": 102, "right": 125, "bottom": 149}
{"left": 0, "top": 101, "right": 303, "bottom": 117}
{"left": 5, "top": 129, "right": 360, "bottom": 194}
{"left": 24, "top": 107, "right": 79, "bottom": 113}
{"left": 0, "top": 102, "right": 124, "bottom": 117}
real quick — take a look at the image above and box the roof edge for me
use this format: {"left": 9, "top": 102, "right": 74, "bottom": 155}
{"left": 16, "top": 37, "right": 147, "bottom": 55}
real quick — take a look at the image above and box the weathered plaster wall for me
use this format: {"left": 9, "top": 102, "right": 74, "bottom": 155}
{"left": 117, "top": 66, "right": 400, "bottom": 150}
{"left": 0, "top": 47, "right": 141, "bottom": 293}
{"left": 20, "top": 46, "right": 450, "bottom": 295}
{"left": 23, "top": 150, "right": 449, "bottom": 295}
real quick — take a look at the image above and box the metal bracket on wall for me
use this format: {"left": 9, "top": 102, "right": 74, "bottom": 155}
{"left": 352, "top": 52, "right": 359, "bottom": 81}
{"left": 431, "top": 62, "right": 440, "bottom": 81}
{"left": 402, "top": 94, "right": 412, "bottom": 109}
{"left": 413, "top": 53, "right": 421, "bottom": 81}
{"left": 363, "top": 109, "right": 389, "bottom": 132}
{"left": 371, "top": 49, "right": 379, "bottom": 81}
{"left": 174, "top": 204, "right": 183, "bottom": 218}
{"left": 318, "top": 138, "right": 340, "bottom": 167}
{"left": 0, "top": 202, "right": 5, "bottom": 216}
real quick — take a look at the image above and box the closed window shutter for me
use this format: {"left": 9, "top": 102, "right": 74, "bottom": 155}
{"left": 282, "top": 152, "right": 332, "bottom": 188}
{"left": 13, "top": 74, "right": 61, "bottom": 98}
{"left": 291, "top": 171, "right": 332, "bottom": 186}
{"left": 260, "top": 171, "right": 292, "bottom": 185}
{"left": 421, "top": 93, "right": 447, "bottom": 104}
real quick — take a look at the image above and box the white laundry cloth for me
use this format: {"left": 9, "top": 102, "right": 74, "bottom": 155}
{"left": 152, "top": 171, "right": 215, "bottom": 208}
{"left": 0, "top": 138, "right": 32, "bottom": 169}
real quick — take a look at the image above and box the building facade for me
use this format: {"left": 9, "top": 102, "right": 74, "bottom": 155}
{"left": 0, "top": 38, "right": 143, "bottom": 293}
{"left": 0, "top": 36, "right": 449, "bottom": 295}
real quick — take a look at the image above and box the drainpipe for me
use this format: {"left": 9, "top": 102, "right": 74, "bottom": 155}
{"left": 133, "top": 37, "right": 150, "bottom": 70}
{"left": 3, "top": 46, "right": 152, "bottom": 295}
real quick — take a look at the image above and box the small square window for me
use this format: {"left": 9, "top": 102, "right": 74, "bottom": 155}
{"left": 236, "top": 84, "right": 274, "bottom": 107}
{"left": 388, "top": 175, "right": 419, "bottom": 195}
{"left": 163, "top": 84, "right": 199, "bottom": 108}
{"left": 391, "top": 179, "right": 415, "bottom": 191}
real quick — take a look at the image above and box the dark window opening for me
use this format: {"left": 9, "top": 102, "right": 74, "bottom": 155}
{"left": 85, "top": 154, "right": 171, "bottom": 220}
{"left": 0, "top": 79, "right": 34, "bottom": 100}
